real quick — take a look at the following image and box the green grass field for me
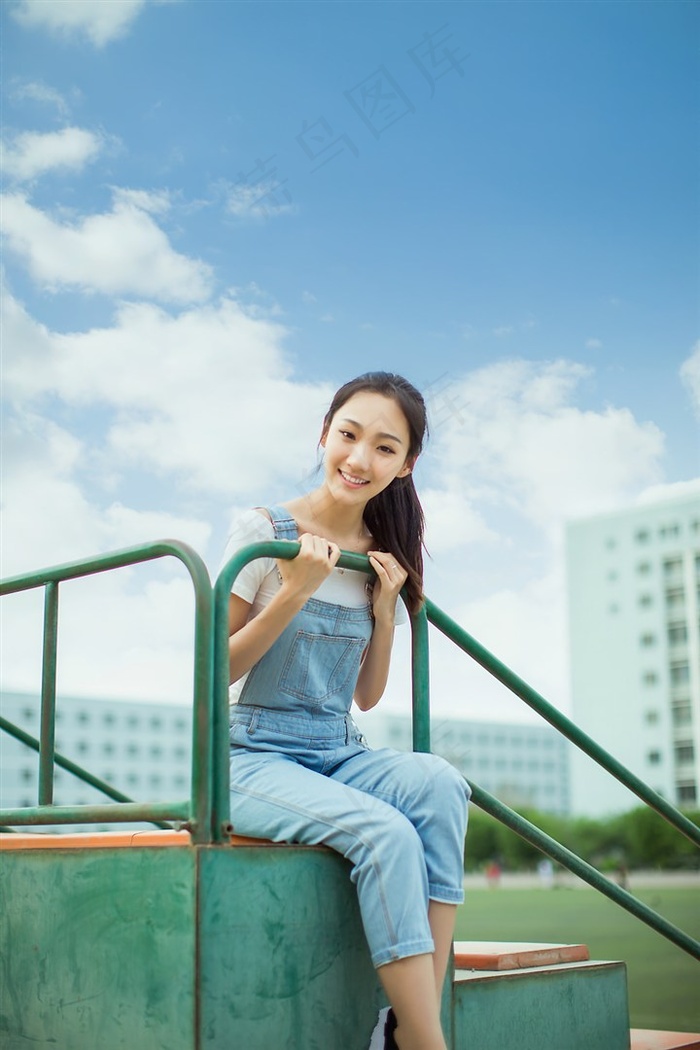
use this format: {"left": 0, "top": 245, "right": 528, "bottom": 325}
{"left": 455, "top": 887, "right": 700, "bottom": 1031}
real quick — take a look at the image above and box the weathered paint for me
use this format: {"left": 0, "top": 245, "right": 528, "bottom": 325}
{"left": 0, "top": 841, "right": 384, "bottom": 1050}
{"left": 453, "top": 960, "right": 630, "bottom": 1050}
{"left": 0, "top": 846, "right": 197, "bottom": 1050}
{"left": 197, "top": 844, "right": 382, "bottom": 1049}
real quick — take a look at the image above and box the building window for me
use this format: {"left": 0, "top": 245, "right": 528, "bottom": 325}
{"left": 22, "top": 707, "right": 35, "bottom": 721}
{"left": 637, "top": 562, "right": 651, "bottom": 575}
{"left": 150, "top": 717, "right": 163, "bottom": 730}
{"left": 678, "top": 783, "right": 697, "bottom": 804}
{"left": 659, "top": 524, "right": 680, "bottom": 539}
{"left": 638, "top": 594, "right": 653, "bottom": 608}
{"left": 644, "top": 710, "right": 659, "bottom": 726}
{"left": 150, "top": 745, "right": 163, "bottom": 758}
{"left": 668, "top": 624, "right": 688, "bottom": 645}
{"left": 77, "top": 741, "right": 89, "bottom": 754}
{"left": 647, "top": 750, "right": 662, "bottom": 765}
{"left": 663, "top": 557, "right": 683, "bottom": 578}
{"left": 77, "top": 712, "right": 90, "bottom": 725}
{"left": 174, "top": 718, "right": 187, "bottom": 731}
{"left": 666, "top": 587, "right": 686, "bottom": 613}
{"left": 102, "top": 742, "right": 115, "bottom": 755}
{"left": 127, "top": 743, "right": 139, "bottom": 756}
{"left": 607, "top": 570, "right": 618, "bottom": 582}
{"left": 671, "top": 663, "right": 690, "bottom": 686}
{"left": 672, "top": 703, "right": 692, "bottom": 727}
{"left": 103, "top": 713, "right": 116, "bottom": 726}
{"left": 605, "top": 537, "right": 617, "bottom": 549}
{"left": 640, "top": 633, "right": 656, "bottom": 647}
{"left": 127, "top": 715, "right": 139, "bottom": 729}
{"left": 642, "top": 671, "right": 658, "bottom": 686}
{"left": 674, "top": 743, "right": 695, "bottom": 764}
{"left": 635, "top": 529, "right": 650, "bottom": 543}
{"left": 609, "top": 603, "right": 619, "bottom": 615}
{"left": 20, "top": 768, "right": 33, "bottom": 782}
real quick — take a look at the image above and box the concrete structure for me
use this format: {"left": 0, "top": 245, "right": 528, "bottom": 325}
{"left": 354, "top": 710, "right": 570, "bottom": 815}
{"left": 566, "top": 490, "right": 700, "bottom": 816}
{"left": 0, "top": 690, "right": 192, "bottom": 831}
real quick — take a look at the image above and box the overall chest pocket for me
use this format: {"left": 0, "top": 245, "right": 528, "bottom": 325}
{"left": 279, "top": 631, "right": 367, "bottom": 704}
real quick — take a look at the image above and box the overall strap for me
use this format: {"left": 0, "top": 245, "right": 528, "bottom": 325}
{"left": 266, "top": 505, "right": 298, "bottom": 542}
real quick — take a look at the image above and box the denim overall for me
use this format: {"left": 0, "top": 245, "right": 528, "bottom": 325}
{"left": 229, "top": 506, "right": 470, "bottom": 968}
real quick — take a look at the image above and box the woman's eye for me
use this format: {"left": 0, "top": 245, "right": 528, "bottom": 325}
{"left": 378, "top": 445, "right": 396, "bottom": 455}
{"left": 340, "top": 430, "right": 355, "bottom": 440}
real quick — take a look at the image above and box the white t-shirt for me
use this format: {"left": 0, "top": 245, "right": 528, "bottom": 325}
{"left": 220, "top": 508, "right": 408, "bottom": 704}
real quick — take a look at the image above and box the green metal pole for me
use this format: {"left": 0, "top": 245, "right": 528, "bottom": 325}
{"left": 470, "top": 782, "right": 700, "bottom": 962}
{"left": 38, "top": 581, "right": 59, "bottom": 806}
{"left": 411, "top": 604, "right": 431, "bottom": 753}
{"left": 426, "top": 598, "right": 700, "bottom": 849}
{"left": 0, "top": 800, "right": 190, "bottom": 827}
{"left": 1, "top": 540, "right": 213, "bottom": 839}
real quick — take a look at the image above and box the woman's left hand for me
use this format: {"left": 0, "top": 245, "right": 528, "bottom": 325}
{"left": 367, "top": 551, "right": 407, "bottom": 623}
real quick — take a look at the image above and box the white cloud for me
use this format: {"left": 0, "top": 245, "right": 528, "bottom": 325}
{"left": 421, "top": 488, "right": 498, "bottom": 553}
{"left": 2, "top": 284, "right": 333, "bottom": 502}
{"left": 225, "top": 180, "right": 298, "bottom": 220}
{"left": 10, "top": 79, "right": 71, "bottom": 114}
{"left": 10, "top": 0, "right": 168, "bottom": 47}
{"left": 3, "top": 127, "right": 104, "bottom": 182}
{"left": 493, "top": 325, "right": 515, "bottom": 337}
{"left": 0, "top": 191, "right": 213, "bottom": 302}
{"left": 585, "top": 338, "right": 603, "bottom": 350}
{"left": 680, "top": 341, "right": 700, "bottom": 419}
{"left": 0, "top": 407, "right": 211, "bottom": 702}
{"left": 430, "top": 359, "right": 665, "bottom": 531}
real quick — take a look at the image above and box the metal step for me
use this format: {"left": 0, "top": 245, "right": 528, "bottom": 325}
{"left": 630, "top": 1032, "right": 700, "bottom": 1050}
{"left": 453, "top": 958, "right": 630, "bottom": 1050}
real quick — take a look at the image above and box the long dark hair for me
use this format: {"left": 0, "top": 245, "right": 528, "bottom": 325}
{"left": 322, "top": 372, "right": 428, "bottom": 613}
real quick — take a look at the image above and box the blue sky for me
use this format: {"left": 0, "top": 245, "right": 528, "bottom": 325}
{"left": 2, "top": 0, "right": 699, "bottom": 720}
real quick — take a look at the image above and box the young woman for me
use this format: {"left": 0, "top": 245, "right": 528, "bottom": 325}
{"left": 222, "top": 372, "right": 470, "bottom": 1050}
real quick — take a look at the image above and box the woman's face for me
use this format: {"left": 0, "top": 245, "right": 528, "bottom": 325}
{"left": 320, "top": 391, "right": 413, "bottom": 504}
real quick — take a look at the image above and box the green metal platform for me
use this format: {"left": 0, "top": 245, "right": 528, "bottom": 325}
{"left": 0, "top": 837, "right": 382, "bottom": 1050}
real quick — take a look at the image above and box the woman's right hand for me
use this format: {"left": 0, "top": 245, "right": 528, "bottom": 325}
{"left": 276, "top": 532, "right": 340, "bottom": 602}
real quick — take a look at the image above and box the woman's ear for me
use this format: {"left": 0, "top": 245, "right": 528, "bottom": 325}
{"left": 396, "top": 456, "right": 416, "bottom": 479}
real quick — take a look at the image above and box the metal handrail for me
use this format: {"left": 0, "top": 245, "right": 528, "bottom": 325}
{"left": 424, "top": 597, "right": 700, "bottom": 849}
{"left": 0, "top": 541, "right": 213, "bottom": 842}
{"left": 215, "top": 542, "right": 698, "bottom": 961}
{"left": 2, "top": 538, "right": 697, "bottom": 963}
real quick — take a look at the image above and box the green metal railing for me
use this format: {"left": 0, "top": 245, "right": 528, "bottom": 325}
{"left": 214, "top": 542, "right": 699, "bottom": 962}
{"left": 2, "top": 539, "right": 699, "bottom": 962}
{"left": 0, "top": 541, "right": 213, "bottom": 842}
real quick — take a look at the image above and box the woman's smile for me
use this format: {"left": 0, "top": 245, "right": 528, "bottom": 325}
{"left": 339, "top": 469, "right": 370, "bottom": 488}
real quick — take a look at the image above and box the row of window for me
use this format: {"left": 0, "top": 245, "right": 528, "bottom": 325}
{"left": 647, "top": 742, "right": 695, "bottom": 765}
{"left": 17, "top": 768, "right": 189, "bottom": 788}
{"left": 448, "top": 756, "right": 561, "bottom": 774}
{"left": 606, "top": 522, "right": 700, "bottom": 550}
{"left": 16, "top": 708, "right": 189, "bottom": 733}
{"left": 54, "top": 741, "right": 189, "bottom": 759}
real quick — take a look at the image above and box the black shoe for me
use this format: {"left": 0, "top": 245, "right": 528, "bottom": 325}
{"left": 384, "top": 1008, "right": 398, "bottom": 1050}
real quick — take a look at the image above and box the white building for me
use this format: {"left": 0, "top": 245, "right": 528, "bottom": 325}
{"left": 354, "top": 710, "right": 570, "bottom": 815}
{"left": 566, "top": 490, "right": 700, "bottom": 816}
{"left": 0, "top": 691, "right": 192, "bottom": 831}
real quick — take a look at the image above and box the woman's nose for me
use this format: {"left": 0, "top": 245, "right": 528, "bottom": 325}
{"left": 347, "top": 443, "right": 370, "bottom": 471}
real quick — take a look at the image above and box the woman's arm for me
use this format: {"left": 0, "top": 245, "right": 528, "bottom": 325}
{"left": 228, "top": 532, "right": 340, "bottom": 683}
{"left": 353, "top": 551, "right": 408, "bottom": 712}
